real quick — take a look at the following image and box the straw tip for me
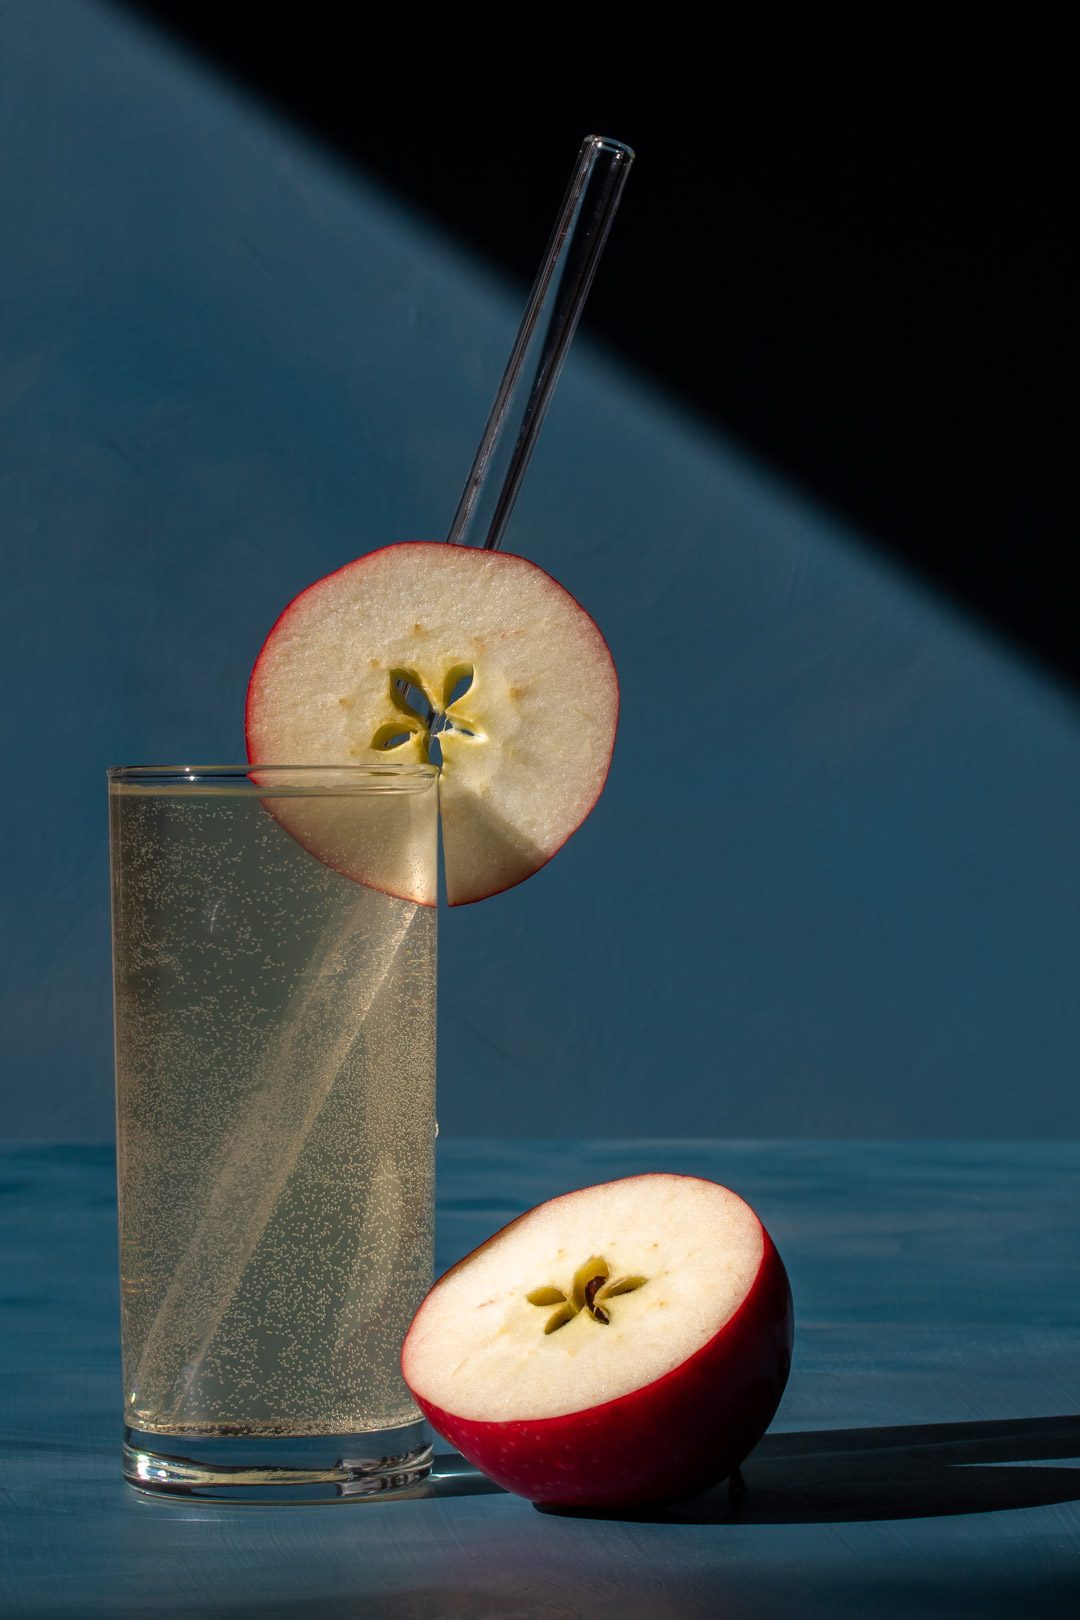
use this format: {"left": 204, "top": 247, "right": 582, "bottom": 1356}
{"left": 586, "top": 134, "right": 636, "bottom": 163}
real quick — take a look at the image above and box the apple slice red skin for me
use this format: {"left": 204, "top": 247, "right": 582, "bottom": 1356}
{"left": 244, "top": 541, "right": 620, "bottom": 907}
{"left": 404, "top": 1222, "right": 793, "bottom": 1511}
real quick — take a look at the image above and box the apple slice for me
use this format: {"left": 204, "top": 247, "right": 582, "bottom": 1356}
{"left": 401, "top": 1174, "right": 794, "bottom": 1509}
{"left": 246, "top": 542, "right": 618, "bottom": 905}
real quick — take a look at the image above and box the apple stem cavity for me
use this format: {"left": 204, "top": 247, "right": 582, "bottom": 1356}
{"left": 526, "top": 1257, "right": 647, "bottom": 1334}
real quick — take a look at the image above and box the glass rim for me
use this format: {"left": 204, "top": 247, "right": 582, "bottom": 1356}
{"left": 107, "top": 763, "right": 438, "bottom": 793}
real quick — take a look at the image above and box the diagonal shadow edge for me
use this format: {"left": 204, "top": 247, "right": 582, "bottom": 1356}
{"left": 106, "top": 1, "right": 1078, "bottom": 693}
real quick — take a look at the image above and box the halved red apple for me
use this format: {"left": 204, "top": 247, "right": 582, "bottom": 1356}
{"left": 246, "top": 542, "right": 618, "bottom": 905}
{"left": 401, "top": 1174, "right": 794, "bottom": 1509}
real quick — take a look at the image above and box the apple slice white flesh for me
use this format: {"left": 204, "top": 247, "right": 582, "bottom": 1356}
{"left": 402, "top": 1174, "right": 794, "bottom": 1509}
{"left": 246, "top": 542, "right": 618, "bottom": 905}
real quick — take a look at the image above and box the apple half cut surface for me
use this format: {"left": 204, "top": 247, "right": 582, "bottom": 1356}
{"left": 401, "top": 1174, "right": 794, "bottom": 1509}
{"left": 246, "top": 542, "right": 618, "bottom": 905}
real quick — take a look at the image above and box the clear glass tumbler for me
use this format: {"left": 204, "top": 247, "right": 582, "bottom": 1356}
{"left": 108, "top": 765, "right": 439, "bottom": 1500}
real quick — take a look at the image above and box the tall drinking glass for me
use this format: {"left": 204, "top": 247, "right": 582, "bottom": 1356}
{"left": 108, "top": 764, "right": 439, "bottom": 1501}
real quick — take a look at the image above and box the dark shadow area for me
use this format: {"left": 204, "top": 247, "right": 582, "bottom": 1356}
{"left": 109, "top": 8, "right": 1075, "bottom": 687}
{"left": 538, "top": 1414, "right": 1080, "bottom": 1524}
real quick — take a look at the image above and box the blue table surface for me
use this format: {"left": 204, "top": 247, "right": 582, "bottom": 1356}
{"left": 2, "top": 1139, "right": 1078, "bottom": 1618}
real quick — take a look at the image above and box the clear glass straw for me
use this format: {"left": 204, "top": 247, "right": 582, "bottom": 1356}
{"left": 447, "top": 134, "right": 635, "bottom": 553}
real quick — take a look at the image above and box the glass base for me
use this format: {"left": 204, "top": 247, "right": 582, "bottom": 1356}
{"left": 123, "top": 1422, "right": 433, "bottom": 1503}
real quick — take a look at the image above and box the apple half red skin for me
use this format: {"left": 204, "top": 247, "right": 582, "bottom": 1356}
{"left": 404, "top": 1227, "right": 793, "bottom": 1511}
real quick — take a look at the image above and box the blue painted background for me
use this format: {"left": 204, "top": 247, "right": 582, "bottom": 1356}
{"left": 2, "top": 0, "right": 1078, "bottom": 1139}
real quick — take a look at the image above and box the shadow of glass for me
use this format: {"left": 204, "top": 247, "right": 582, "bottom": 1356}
{"left": 536, "top": 1414, "right": 1080, "bottom": 1525}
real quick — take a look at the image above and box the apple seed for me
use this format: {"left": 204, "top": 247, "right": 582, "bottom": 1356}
{"left": 583, "top": 1275, "right": 609, "bottom": 1323}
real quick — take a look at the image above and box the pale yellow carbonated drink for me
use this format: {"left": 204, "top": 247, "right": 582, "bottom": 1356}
{"left": 109, "top": 766, "right": 437, "bottom": 1497}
